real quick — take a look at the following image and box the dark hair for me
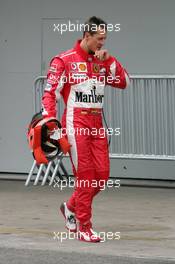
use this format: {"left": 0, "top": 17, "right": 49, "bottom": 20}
{"left": 83, "top": 16, "right": 107, "bottom": 37}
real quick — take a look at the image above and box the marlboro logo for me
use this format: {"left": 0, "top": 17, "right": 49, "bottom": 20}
{"left": 75, "top": 86, "right": 104, "bottom": 103}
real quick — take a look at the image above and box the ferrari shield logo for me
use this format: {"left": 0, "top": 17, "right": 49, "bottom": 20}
{"left": 93, "top": 63, "right": 100, "bottom": 73}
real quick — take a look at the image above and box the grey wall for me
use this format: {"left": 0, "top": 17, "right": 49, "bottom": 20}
{"left": 0, "top": 0, "right": 175, "bottom": 178}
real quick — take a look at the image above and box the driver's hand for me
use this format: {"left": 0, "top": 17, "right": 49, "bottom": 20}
{"left": 94, "top": 49, "right": 110, "bottom": 61}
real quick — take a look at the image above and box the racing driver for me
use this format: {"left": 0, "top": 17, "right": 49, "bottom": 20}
{"left": 42, "top": 16, "right": 130, "bottom": 242}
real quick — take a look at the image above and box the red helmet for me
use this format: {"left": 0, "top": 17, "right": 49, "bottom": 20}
{"left": 27, "top": 112, "right": 62, "bottom": 164}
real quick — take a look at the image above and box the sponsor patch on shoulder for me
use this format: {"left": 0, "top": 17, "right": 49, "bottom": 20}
{"left": 49, "top": 64, "right": 57, "bottom": 73}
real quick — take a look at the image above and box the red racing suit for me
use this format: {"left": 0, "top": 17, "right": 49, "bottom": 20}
{"left": 42, "top": 39, "right": 130, "bottom": 224}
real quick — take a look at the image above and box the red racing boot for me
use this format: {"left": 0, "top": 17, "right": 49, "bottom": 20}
{"left": 78, "top": 222, "right": 101, "bottom": 243}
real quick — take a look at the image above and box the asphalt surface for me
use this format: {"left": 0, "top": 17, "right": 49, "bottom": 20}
{"left": 0, "top": 248, "right": 175, "bottom": 264}
{"left": 0, "top": 179, "right": 175, "bottom": 263}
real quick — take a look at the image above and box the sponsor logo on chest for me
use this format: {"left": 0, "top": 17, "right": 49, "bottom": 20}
{"left": 75, "top": 86, "right": 104, "bottom": 103}
{"left": 70, "top": 62, "right": 87, "bottom": 72}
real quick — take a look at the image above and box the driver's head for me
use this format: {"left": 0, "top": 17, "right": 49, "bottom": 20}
{"left": 83, "top": 16, "right": 107, "bottom": 53}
